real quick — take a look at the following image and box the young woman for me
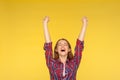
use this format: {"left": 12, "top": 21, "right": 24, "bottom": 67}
{"left": 43, "top": 16, "right": 88, "bottom": 80}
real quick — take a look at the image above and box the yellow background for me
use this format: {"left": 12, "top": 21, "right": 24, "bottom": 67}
{"left": 0, "top": 0, "right": 120, "bottom": 80}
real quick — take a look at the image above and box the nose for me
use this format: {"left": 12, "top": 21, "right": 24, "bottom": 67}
{"left": 61, "top": 45, "right": 64, "bottom": 48}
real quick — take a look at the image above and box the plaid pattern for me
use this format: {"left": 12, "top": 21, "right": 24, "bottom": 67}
{"left": 44, "top": 39, "right": 84, "bottom": 80}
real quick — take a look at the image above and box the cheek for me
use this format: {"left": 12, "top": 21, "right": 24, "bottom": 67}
{"left": 66, "top": 48, "right": 71, "bottom": 52}
{"left": 65, "top": 46, "right": 69, "bottom": 50}
{"left": 56, "top": 46, "right": 61, "bottom": 51}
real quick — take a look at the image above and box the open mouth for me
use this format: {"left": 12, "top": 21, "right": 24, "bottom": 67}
{"left": 61, "top": 50, "right": 65, "bottom": 52}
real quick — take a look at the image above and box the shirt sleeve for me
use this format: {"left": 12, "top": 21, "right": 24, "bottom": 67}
{"left": 73, "top": 39, "right": 84, "bottom": 68}
{"left": 44, "top": 42, "right": 54, "bottom": 68}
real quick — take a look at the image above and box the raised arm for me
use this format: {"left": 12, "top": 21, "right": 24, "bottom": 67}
{"left": 73, "top": 17, "right": 88, "bottom": 67}
{"left": 43, "top": 16, "right": 54, "bottom": 69}
{"left": 78, "top": 17, "right": 88, "bottom": 41}
{"left": 43, "top": 16, "right": 51, "bottom": 43}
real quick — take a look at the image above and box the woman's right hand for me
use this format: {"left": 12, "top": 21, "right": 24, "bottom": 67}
{"left": 43, "top": 16, "right": 49, "bottom": 24}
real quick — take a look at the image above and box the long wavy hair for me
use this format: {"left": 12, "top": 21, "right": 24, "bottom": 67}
{"left": 54, "top": 38, "right": 73, "bottom": 60}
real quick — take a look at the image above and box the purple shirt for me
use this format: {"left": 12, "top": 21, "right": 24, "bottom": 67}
{"left": 44, "top": 39, "right": 84, "bottom": 80}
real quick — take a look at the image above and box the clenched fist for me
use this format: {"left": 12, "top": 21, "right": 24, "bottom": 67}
{"left": 43, "top": 16, "right": 49, "bottom": 24}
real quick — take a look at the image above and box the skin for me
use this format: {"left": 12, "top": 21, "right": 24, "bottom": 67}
{"left": 56, "top": 40, "right": 71, "bottom": 63}
{"left": 43, "top": 16, "right": 88, "bottom": 76}
{"left": 43, "top": 16, "right": 88, "bottom": 43}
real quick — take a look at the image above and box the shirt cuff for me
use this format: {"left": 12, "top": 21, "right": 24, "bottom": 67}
{"left": 44, "top": 42, "right": 52, "bottom": 50}
{"left": 76, "top": 39, "right": 84, "bottom": 45}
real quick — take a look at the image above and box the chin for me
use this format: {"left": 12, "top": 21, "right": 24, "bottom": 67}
{"left": 59, "top": 52, "right": 68, "bottom": 56}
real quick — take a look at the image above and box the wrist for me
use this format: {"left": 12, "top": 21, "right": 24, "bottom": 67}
{"left": 83, "top": 23, "right": 87, "bottom": 27}
{"left": 43, "top": 22, "right": 48, "bottom": 25}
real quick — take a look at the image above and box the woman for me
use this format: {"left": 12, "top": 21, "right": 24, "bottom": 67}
{"left": 43, "top": 16, "right": 88, "bottom": 80}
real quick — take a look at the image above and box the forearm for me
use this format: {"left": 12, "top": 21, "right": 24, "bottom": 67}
{"left": 78, "top": 24, "right": 87, "bottom": 41}
{"left": 78, "top": 17, "right": 88, "bottom": 41}
{"left": 43, "top": 22, "right": 51, "bottom": 43}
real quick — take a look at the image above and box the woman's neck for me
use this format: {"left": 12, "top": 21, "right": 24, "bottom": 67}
{"left": 59, "top": 56, "right": 67, "bottom": 64}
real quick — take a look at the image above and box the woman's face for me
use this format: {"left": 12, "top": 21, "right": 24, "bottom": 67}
{"left": 56, "top": 40, "right": 70, "bottom": 57}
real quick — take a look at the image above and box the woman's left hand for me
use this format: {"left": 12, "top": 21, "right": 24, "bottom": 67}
{"left": 82, "top": 16, "right": 88, "bottom": 26}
